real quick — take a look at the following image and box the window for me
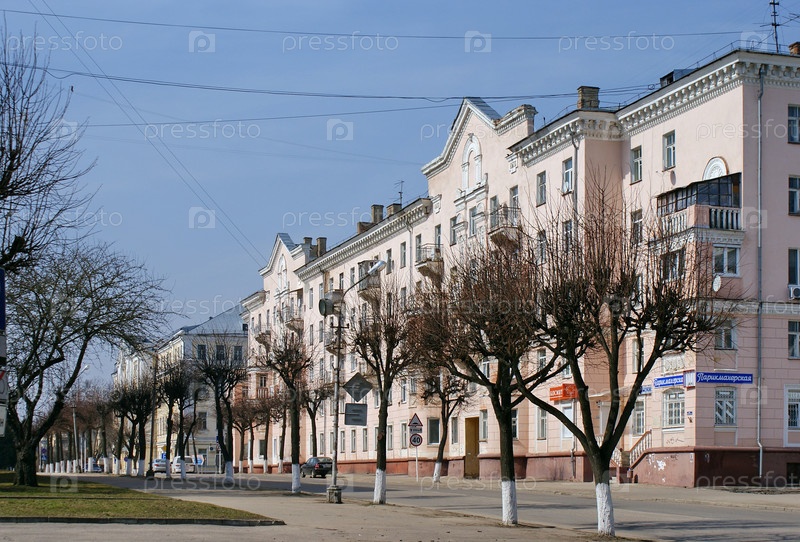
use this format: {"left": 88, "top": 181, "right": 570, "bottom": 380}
{"left": 631, "top": 146, "right": 643, "bottom": 183}
{"left": 790, "top": 321, "right": 800, "bottom": 359}
{"left": 714, "top": 246, "right": 739, "bottom": 275}
{"left": 469, "top": 206, "right": 478, "bottom": 237}
{"left": 631, "top": 210, "right": 643, "bottom": 245}
{"left": 400, "top": 379, "right": 407, "bottom": 403}
{"left": 562, "top": 158, "right": 573, "bottom": 193}
{"left": 339, "top": 272, "right": 345, "bottom": 289}
{"left": 309, "top": 287, "right": 314, "bottom": 310}
{"left": 318, "top": 321, "right": 324, "bottom": 343}
{"left": 561, "top": 403, "right": 573, "bottom": 439}
{"left": 537, "top": 348, "right": 547, "bottom": 372}
{"left": 351, "top": 429, "right": 356, "bottom": 452}
{"left": 197, "top": 411, "right": 207, "bottom": 431}
{"left": 537, "top": 230, "right": 547, "bottom": 263}
{"left": 479, "top": 409, "right": 488, "bottom": 440}
{"left": 362, "top": 428, "right": 368, "bottom": 451}
{"left": 451, "top": 417, "right": 459, "bottom": 444}
{"left": 309, "top": 324, "right": 314, "bottom": 346}
{"left": 387, "top": 425, "right": 393, "bottom": 450}
{"left": 196, "top": 344, "right": 206, "bottom": 360}
{"left": 374, "top": 427, "right": 379, "bottom": 451}
{"left": 563, "top": 220, "right": 573, "bottom": 252}
{"left": 400, "top": 242, "right": 407, "bottom": 268}
{"left": 233, "top": 346, "right": 243, "bottom": 361}
{"left": 385, "top": 249, "right": 393, "bottom": 274}
{"left": 328, "top": 277, "right": 334, "bottom": 293}
{"left": 480, "top": 359, "right": 491, "bottom": 380}
{"left": 537, "top": 407, "right": 547, "bottom": 439}
{"left": 791, "top": 249, "right": 799, "bottom": 285}
{"left": 714, "top": 388, "right": 736, "bottom": 426}
{"left": 259, "top": 375, "right": 268, "bottom": 388}
{"left": 401, "top": 423, "right": 407, "bottom": 449}
{"left": 632, "top": 337, "right": 644, "bottom": 372}
{"left": 410, "top": 377, "right": 417, "bottom": 395}
{"left": 340, "top": 430, "right": 345, "bottom": 453}
{"left": 400, "top": 287, "right": 407, "bottom": 310}
{"left": 414, "top": 234, "right": 422, "bottom": 263}
{"left": 633, "top": 399, "right": 645, "bottom": 435}
{"left": 511, "top": 410, "right": 518, "bottom": 440}
{"left": 434, "top": 224, "right": 442, "bottom": 248}
{"left": 791, "top": 177, "right": 800, "bottom": 215}
{"left": 374, "top": 390, "right": 380, "bottom": 408}
{"left": 789, "top": 105, "right": 800, "bottom": 143}
{"left": 536, "top": 171, "right": 547, "bottom": 205}
{"left": 663, "top": 389, "right": 685, "bottom": 427}
{"left": 657, "top": 174, "right": 740, "bottom": 215}
{"left": 663, "top": 131, "right": 676, "bottom": 169}
{"left": 510, "top": 185, "right": 519, "bottom": 209}
{"left": 350, "top": 352, "right": 356, "bottom": 372}
{"left": 215, "top": 345, "right": 225, "bottom": 361}
{"left": 562, "top": 360, "right": 572, "bottom": 378}
{"left": 489, "top": 196, "right": 499, "bottom": 229}
{"left": 661, "top": 248, "right": 685, "bottom": 281}
{"left": 350, "top": 267, "right": 355, "bottom": 286}
{"left": 318, "top": 283, "right": 323, "bottom": 302}
{"left": 715, "top": 320, "right": 737, "bottom": 350}
{"left": 789, "top": 389, "right": 800, "bottom": 429}
{"left": 450, "top": 216, "right": 458, "bottom": 245}
{"left": 428, "top": 418, "right": 440, "bottom": 445}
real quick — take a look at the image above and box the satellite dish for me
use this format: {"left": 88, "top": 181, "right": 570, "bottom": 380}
{"left": 712, "top": 275, "right": 722, "bottom": 292}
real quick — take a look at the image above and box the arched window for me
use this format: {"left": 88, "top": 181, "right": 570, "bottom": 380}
{"left": 461, "top": 134, "right": 483, "bottom": 191}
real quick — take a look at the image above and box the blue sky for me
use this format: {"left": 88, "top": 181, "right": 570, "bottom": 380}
{"left": 2, "top": 0, "right": 796, "bottom": 375}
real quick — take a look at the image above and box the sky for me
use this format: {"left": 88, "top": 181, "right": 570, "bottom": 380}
{"left": 2, "top": 0, "right": 798, "bottom": 377}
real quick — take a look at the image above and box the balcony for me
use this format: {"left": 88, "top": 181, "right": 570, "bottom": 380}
{"left": 357, "top": 260, "right": 382, "bottom": 298}
{"left": 324, "top": 329, "right": 342, "bottom": 354}
{"left": 415, "top": 243, "right": 443, "bottom": 279}
{"left": 281, "top": 304, "right": 305, "bottom": 333}
{"left": 488, "top": 206, "right": 522, "bottom": 247}
{"left": 660, "top": 205, "right": 742, "bottom": 236}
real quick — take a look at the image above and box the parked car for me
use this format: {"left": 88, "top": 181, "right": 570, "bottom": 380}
{"left": 91, "top": 463, "right": 103, "bottom": 473}
{"left": 171, "top": 458, "right": 197, "bottom": 474}
{"left": 300, "top": 457, "right": 332, "bottom": 478}
{"left": 152, "top": 458, "right": 168, "bottom": 473}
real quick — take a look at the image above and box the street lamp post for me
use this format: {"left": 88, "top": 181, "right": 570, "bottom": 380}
{"left": 322, "top": 259, "right": 385, "bottom": 504}
{"left": 72, "top": 404, "right": 80, "bottom": 473}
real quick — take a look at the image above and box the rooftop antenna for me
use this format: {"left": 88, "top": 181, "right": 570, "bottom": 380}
{"left": 395, "top": 179, "right": 404, "bottom": 207}
{"left": 771, "top": 0, "right": 780, "bottom": 53}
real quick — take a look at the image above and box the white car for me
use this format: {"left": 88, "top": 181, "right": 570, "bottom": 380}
{"left": 171, "top": 458, "right": 197, "bottom": 474}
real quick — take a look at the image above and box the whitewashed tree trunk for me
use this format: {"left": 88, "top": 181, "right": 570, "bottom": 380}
{"left": 373, "top": 468, "right": 387, "bottom": 504}
{"left": 501, "top": 479, "right": 518, "bottom": 526}
{"left": 105, "top": 459, "right": 111, "bottom": 473}
{"left": 179, "top": 459, "right": 186, "bottom": 480}
{"left": 137, "top": 459, "right": 145, "bottom": 477}
{"left": 291, "top": 464, "right": 301, "bottom": 493}
{"left": 433, "top": 461, "right": 442, "bottom": 483}
{"left": 263, "top": 458, "right": 268, "bottom": 474}
{"left": 224, "top": 461, "right": 234, "bottom": 484}
{"left": 278, "top": 458, "right": 284, "bottom": 474}
{"left": 125, "top": 459, "right": 132, "bottom": 476}
{"left": 595, "top": 482, "right": 615, "bottom": 536}
{"left": 88, "top": 458, "right": 95, "bottom": 473}
{"left": 113, "top": 458, "right": 120, "bottom": 475}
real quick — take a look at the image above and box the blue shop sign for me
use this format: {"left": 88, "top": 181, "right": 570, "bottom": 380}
{"left": 695, "top": 372, "right": 753, "bottom": 385}
{"left": 639, "top": 384, "right": 653, "bottom": 395}
{"left": 653, "top": 374, "right": 684, "bottom": 388}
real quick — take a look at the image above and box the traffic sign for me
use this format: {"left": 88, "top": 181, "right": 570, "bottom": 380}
{"left": 344, "top": 403, "right": 367, "bottom": 426}
{"left": 409, "top": 413, "right": 422, "bottom": 427}
{"left": 0, "top": 370, "right": 8, "bottom": 402}
{"left": 409, "top": 433, "right": 422, "bottom": 447}
{"left": 343, "top": 373, "right": 373, "bottom": 402}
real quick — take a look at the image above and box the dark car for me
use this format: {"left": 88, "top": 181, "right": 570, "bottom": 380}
{"left": 300, "top": 457, "right": 332, "bottom": 478}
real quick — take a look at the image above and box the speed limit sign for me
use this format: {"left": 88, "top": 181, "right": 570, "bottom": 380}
{"left": 409, "top": 433, "right": 423, "bottom": 447}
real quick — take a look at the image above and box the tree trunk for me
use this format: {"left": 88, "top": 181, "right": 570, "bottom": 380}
{"left": 591, "top": 457, "right": 615, "bottom": 536}
{"left": 494, "top": 400, "right": 518, "bottom": 526}
{"left": 14, "top": 444, "right": 38, "bottom": 487}
{"left": 165, "top": 403, "right": 174, "bottom": 478}
{"left": 137, "top": 418, "right": 147, "bottom": 477}
{"left": 249, "top": 426, "right": 256, "bottom": 473}
{"left": 373, "top": 390, "right": 389, "bottom": 504}
{"left": 278, "top": 409, "right": 287, "bottom": 474}
{"left": 307, "top": 407, "right": 318, "bottom": 457}
{"left": 434, "top": 404, "right": 450, "bottom": 483}
{"left": 290, "top": 388, "right": 301, "bottom": 493}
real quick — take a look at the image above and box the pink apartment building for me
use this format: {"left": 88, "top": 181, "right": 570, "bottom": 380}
{"left": 238, "top": 45, "right": 800, "bottom": 487}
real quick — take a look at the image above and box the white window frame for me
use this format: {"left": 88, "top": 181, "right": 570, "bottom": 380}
{"left": 537, "top": 407, "right": 547, "bottom": 440}
{"left": 663, "top": 388, "right": 685, "bottom": 427}
{"left": 631, "top": 146, "right": 643, "bottom": 183}
{"left": 633, "top": 398, "right": 645, "bottom": 436}
{"left": 563, "top": 220, "right": 573, "bottom": 253}
{"left": 449, "top": 216, "right": 458, "bottom": 245}
{"left": 451, "top": 417, "right": 459, "bottom": 444}
{"left": 401, "top": 423, "right": 407, "bottom": 449}
{"left": 789, "top": 105, "right": 800, "bottom": 143}
{"left": 537, "top": 230, "right": 547, "bottom": 264}
{"left": 663, "top": 131, "right": 676, "bottom": 169}
{"left": 715, "top": 320, "right": 737, "bottom": 350}
{"left": 351, "top": 429, "right": 356, "bottom": 453}
{"left": 562, "top": 158, "right": 573, "bottom": 193}
{"left": 714, "top": 387, "right": 737, "bottom": 426}
{"left": 631, "top": 209, "right": 643, "bottom": 245}
{"left": 790, "top": 321, "right": 800, "bottom": 359}
{"left": 400, "top": 379, "right": 407, "bottom": 403}
{"left": 788, "top": 388, "right": 800, "bottom": 430}
{"left": 536, "top": 171, "right": 547, "bottom": 205}
{"left": 714, "top": 246, "right": 739, "bottom": 276}
{"left": 362, "top": 428, "right": 368, "bottom": 452}
{"left": 790, "top": 248, "right": 800, "bottom": 286}
{"left": 790, "top": 177, "right": 800, "bottom": 215}
{"left": 400, "top": 242, "right": 407, "bottom": 268}
{"left": 479, "top": 409, "right": 488, "bottom": 441}
{"left": 387, "top": 425, "right": 393, "bottom": 450}
{"left": 632, "top": 337, "right": 644, "bottom": 372}
{"left": 469, "top": 206, "right": 478, "bottom": 237}
{"left": 561, "top": 403, "right": 574, "bottom": 439}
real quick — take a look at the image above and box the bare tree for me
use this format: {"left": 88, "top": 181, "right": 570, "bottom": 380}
{"left": 410, "top": 240, "right": 558, "bottom": 525}
{"left": 195, "top": 334, "right": 247, "bottom": 483}
{"left": 300, "top": 378, "right": 333, "bottom": 458}
{"left": 228, "top": 395, "right": 262, "bottom": 474}
{"left": 253, "top": 328, "right": 314, "bottom": 492}
{"left": 518, "top": 179, "right": 731, "bottom": 536}
{"left": 0, "top": 29, "right": 93, "bottom": 273}
{"left": 157, "top": 358, "right": 198, "bottom": 478}
{"left": 350, "top": 279, "right": 417, "bottom": 504}
{"left": 5, "top": 243, "right": 164, "bottom": 486}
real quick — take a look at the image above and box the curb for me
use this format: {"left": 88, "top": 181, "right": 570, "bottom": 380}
{"left": 0, "top": 517, "right": 284, "bottom": 526}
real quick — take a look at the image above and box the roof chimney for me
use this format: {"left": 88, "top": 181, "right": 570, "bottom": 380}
{"left": 386, "top": 203, "right": 402, "bottom": 217}
{"left": 790, "top": 42, "right": 800, "bottom": 56}
{"left": 316, "top": 237, "right": 327, "bottom": 257}
{"left": 357, "top": 222, "right": 372, "bottom": 234}
{"left": 371, "top": 204, "right": 384, "bottom": 224}
{"left": 303, "top": 236, "right": 312, "bottom": 246}
{"left": 577, "top": 86, "right": 600, "bottom": 110}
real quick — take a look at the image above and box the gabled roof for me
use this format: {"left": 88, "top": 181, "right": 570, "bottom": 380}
{"left": 261, "top": 233, "right": 296, "bottom": 276}
{"left": 188, "top": 305, "right": 245, "bottom": 335}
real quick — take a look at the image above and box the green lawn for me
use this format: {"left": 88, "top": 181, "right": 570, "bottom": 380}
{"left": 0, "top": 472, "right": 271, "bottom": 521}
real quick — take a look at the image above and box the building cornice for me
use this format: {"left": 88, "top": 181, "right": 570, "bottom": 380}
{"left": 297, "top": 199, "right": 431, "bottom": 281}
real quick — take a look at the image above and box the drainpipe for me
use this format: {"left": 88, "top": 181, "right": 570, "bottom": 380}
{"left": 756, "top": 65, "right": 765, "bottom": 481}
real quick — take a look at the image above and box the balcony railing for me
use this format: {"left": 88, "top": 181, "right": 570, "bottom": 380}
{"left": 357, "top": 261, "right": 382, "bottom": 296}
{"left": 659, "top": 205, "right": 742, "bottom": 235}
{"left": 415, "top": 243, "right": 444, "bottom": 279}
{"left": 488, "top": 206, "right": 522, "bottom": 246}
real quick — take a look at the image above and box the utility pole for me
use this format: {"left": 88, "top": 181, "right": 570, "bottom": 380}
{"left": 771, "top": 0, "right": 780, "bottom": 53}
